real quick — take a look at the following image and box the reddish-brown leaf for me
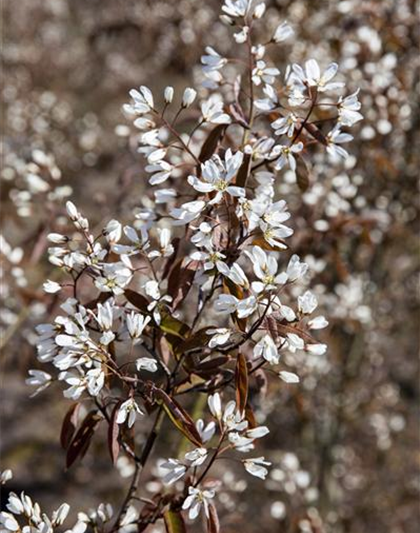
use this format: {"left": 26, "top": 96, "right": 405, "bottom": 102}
{"left": 198, "top": 124, "right": 227, "bottom": 164}
{"left": 60, "top": 402, "right": 81, "bottom": 450}
{"left": 207, "top": 503, "right": 220, "bottom": 533}
{"left": 245, "top": 403, "right": 257, "bottom": 429}
{"left": 124, "top": 289, "right": 150, "bottom": 312}
{"left": 162, "top": 237, "right": 180, "bottom": 279}
{"left": 235, "top": 153, "right": 251, "bottom": 187}
{"left": 164, "top": 510, "right": 187, "bottom": 533}
{"left": 108, "top": 402, "right": 121, "bottom": 465}
{"left": 303, "top": 122, "right": 328, "bottom": 146}
{"left": 235, "top": 352, "right": 249, "bottom": 414}
{"left": 168, "top": 260, "right": 199, "bottom": 310}
{"left": 295, "top": 155, "right": 310, "bottom": 192}
{"left": 155, "top": 389, "right": 202, "bottom": 447}
{"left": 276, "top": 323, "right": 317, "bottom": 345}
{"left": 229, "top": 103, "right": 249, "bottom": 129}
{"left": 174, "top": 327, "right": 212, "bottom": 357}
{"left": 66, "top": 410, "right": 102, "bottom": 469}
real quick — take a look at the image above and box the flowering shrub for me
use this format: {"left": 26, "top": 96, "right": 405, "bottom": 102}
{"left": 1, "top": 1, "right": 365, "bottom": 532}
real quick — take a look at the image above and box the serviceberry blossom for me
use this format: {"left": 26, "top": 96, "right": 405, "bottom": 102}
{"left": 182, "top": 487, "right": 215, "bottom": 520}
{"left": 188, "top": 150, "right": 245, "bottom": 204}
{"left": 12, "top": 0, "right": 363, "bottom": 529}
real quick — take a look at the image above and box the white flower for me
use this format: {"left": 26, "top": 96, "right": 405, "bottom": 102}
{"left": 66, "top": 200, "right": 78, "bottom": 220}
{"left": 113, "top": 225, "right": 149, "bottom": 256}
{"left": 236, "top": 295, "right": 258, "bottom": 318}
{"left": 61, "top": 368, "right": 105, "bottom": 400}
{"left": 222, "top": 401, "right": 247, "bottom": 432}
{"left": 160, "top": 458, "right": 187, "bottom": 485}
{"left": 26, "top": 369, "right": 52, "bottom": 395}
{"left": 201, "top": 47, "right": 226, "bottom": 72}
{"left": 116, "top": 398, "right": 144, "bottom": 428}
{"left": 94, "top": 263, "right": 133, "bottom": 295}
{"left": 154, "top": 188, "right": 177, "bottom": 204}
{"left": 43, "top": 280, "right": 61, "bottom": 293}
{"left": 124, "top": 86, "right": 154, "bottom": 115}
{"left": 207, "top": 392, "right": 222, "bottom": 419}
{"left": 252, "top": 60, "right": 280, "bottom": 86}
{"left": 190, "top": 245, "right": 226, "bottom": 271}
{"left": 306, "top": 343, "right": 327, "bottom": 355}
{"left": 286, "top": 255, "right": 308, "bottom": 282}
{"left": 261, "top": 221, "right": 293, "bottom": 249}
{"left": 6, "top": 493, "right": 24, "bottom": 515}
{"left": 184, "top": 447, "right": 208, "bottom": 467}
{"left": 47, "top": 232, "right": 68, "bottom": 244}
{"left": 148, "top": 228, "right": 174, "bottom": 259}
{"left": 253, "top": 2, "right": 266, "bottom": 19}
{"left": 293, "top": 60, "right": 344, "bottom": 92}
{"left": 234, "top": 26, "right": 249, "bottom": 44}
{"left": 273, "top": 142, "right": 303, "bottom": 172}
{"left": 0, "top": 512, "right": 19, "bottom": 531}
{"left": 338, "top": 89, "right": 363, "bottom": 126}
{"left": 146, "top": 160, "right": 174, "bottom": 186}
{"left": 136, "top": 357, "right": 158, "bottom": 372}
{"left": 221, "top": 262, "right": 249, "bottom": 289}
{"left": 196, "top": 419, "right": 216, "bottom": 443}
{"left": 222, "top": 0, "right": 251, "bottom": 18}
{"left": 272, "top": 21, "right": 294, "bottom": 43}
{"left": 182, "top": 87, "right": 197, "bottom": 108}
{"left": 326, "top": 125, "right": 353, "bottom": 159}
{"left": 201, "top": 95, "right": 231, "bottom": 124}
{"left": 308, "top": 315, "right": 328, "bottom": 329}
{"left": 214, "top": 294, "right": 256, "bottom": 317}
{"left": 287, "top": 332, "right": 304, "bottom": 352}
{"left": 245, "top": 426, "right": 269, "bottom": 439}
{"left": 126, "top": 312, "right": 150, "bottom": 340}
{"left": 298, "top": 290, "right": 318, "bottom": 314}
{"left": 245, "top": 246, "right": 287, "bottom": 293}
{"left": 164, "top": 86, "right": 174, "bottom": 104}
{"left": 142, "top": 281, "right": 172, "bottom": 325}
{"left": 279, "top": 371, "right": 300, "bottom": 383}
{"left": 104, "top": 219, "right": 122, "bottom": 244}
{"left": 170, "top": 200, "right": 206, "bottom": 225}
{"left": 253, "top": 335, "right": 279, "bottom": 364}
{"left": 255, "top": 84, "right": 279, "bottom": 111}
{"left": 208, "top": 328, "right": 231, "bottom": 348}
{"left": 182, "top": 487, "right": 215, "bottom": 520}
{"left": 271, "top": 113, "right": 298, "bottom": 138}
{"left": 52, "top": 503, "right": 70, "bottom": 526}
{"left": 243, "top": 456, "right": 271, "bottom": 479}
{"left": 188, "top": 149, "right": 245, "bottom": 204}
{"left": 0, "top": 470, "right": 13, "bottom": 485}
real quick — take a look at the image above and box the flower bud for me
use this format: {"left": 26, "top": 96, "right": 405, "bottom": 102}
{"left": 66, "top": 201, "right": 78, "bottom": 220}
{"left": 253, "top": 3, "right": 266, "bottom": 19}
{"left": 47, "top": 233, "right": 68, "bottom": 244}
{"left": 164, "top": 86, "right": 174, "bottom": 104}
{"left": 182, "top": 87, "right": 197, "bottom": 108}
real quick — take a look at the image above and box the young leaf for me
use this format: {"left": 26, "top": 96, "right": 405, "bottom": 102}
{"left": 66, "top": 410, "right": 102, "bottom": 469}
{"left": 168, "top": 259, "right": 199, "bottom": 310}
{"left": 235, "top": 153, "right": 251, "bottom": 187}
{"left": 155, "top": 389, "right": 202, "bottom": 447}
{"left": 124, "top": 289, "right": 150, "bottom": 313}
{"left": 235, "top": 352, "right": 249, "bottom": 414}
{"left": 303, "top": 121, "right": 328, "bottom": 146}
{"left": 295, "top": 155, "right": 310, "bottom": 192}
{"left": 164, "top": 510, "right": 187, "bottom": 533}
{"left": 160, "top": 313, "right": 191, "bottom": 339}
{"left": 206, "top": 503, "right": 220, "bottom": 533}
{"left": 60, "top": 402, "right": 81, "bottom": 450}
{"left": 198, "top": 124, "right": 227, "bottom": 164}
{"left": 108, "top": 402, "right": 121, "bottom": 465}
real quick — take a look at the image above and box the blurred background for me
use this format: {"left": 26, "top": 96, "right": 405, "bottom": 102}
{"left": 1, "top": 0, "right": 419, "bottom": 532}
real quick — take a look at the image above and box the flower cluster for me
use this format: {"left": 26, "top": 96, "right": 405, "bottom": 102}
{"left": 2, "top": 0, "right": 362, "bottom": 531}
